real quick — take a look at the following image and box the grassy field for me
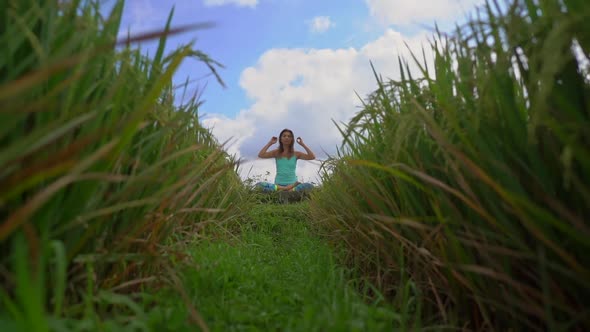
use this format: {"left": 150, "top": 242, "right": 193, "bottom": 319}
{"left": 149, "top": 202, "right": 399, "bottom": 332}
{"left": 311, "top": 0, "right": 590, "bottom": 330}
{"left": 1, "top": 0, "right": 245, "bottom": 330}
{"left": 2, "top": 0, "right": 589, "bottom": 331}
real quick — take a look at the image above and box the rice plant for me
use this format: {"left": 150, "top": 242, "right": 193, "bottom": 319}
{"left": 0, "top": 0, "right": 244, "bottom": 330}
{"left": 311, "top": 0, "right": 590, "bottom": 330}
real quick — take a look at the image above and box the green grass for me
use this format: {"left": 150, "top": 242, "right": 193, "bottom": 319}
{"left": 4, "top": 0, "right": 589, "bottom": 330}
{"left": 1, "top": 0, "right": 245, "bottom": 330}
{"left": 311, "top": 0, "right": 590, "bottom": 330}
{"left": 151, "top": 203, "right": 398, "bottom": 331}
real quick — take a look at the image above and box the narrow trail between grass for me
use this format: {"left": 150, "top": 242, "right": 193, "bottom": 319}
{"left": 162, "top": 202, "right": 397, "bottom": 331}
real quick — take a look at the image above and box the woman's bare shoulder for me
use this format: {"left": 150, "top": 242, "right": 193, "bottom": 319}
{"left": 259, "top": 148, "right": 279, "bottom": 158}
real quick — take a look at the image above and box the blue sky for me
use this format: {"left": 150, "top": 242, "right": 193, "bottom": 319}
{"left": 113, "top": 0, "right": 484, "bottom": 182}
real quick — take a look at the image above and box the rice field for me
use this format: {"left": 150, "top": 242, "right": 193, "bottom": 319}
{"left": 1, "top": 1, "right": 245, "bottom": 330}
{"left": 1, "top": 0, "right": 589, "bottom": 331}
{"left": 311, "top": 0, "right": 590, "bottom": 330}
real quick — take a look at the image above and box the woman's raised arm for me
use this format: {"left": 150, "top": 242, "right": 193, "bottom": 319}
{"left": 258, "top": 136, "right": 278, "bottom": 158}
{"left": 295, "top": 137, "right": 315, "bottom": 160}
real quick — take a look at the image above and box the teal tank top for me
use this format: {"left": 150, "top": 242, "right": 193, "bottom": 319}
{"left": 275, "top": 156, "right": 298, "bottom": 185}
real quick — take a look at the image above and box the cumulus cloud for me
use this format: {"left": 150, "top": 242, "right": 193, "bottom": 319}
{"left": 365, "top": 0, "right": 482, "bottom": 25}
{"left": 308, "top": 16, "right": 335, "bottom": 33}
{"left": 203, "top": 28, "right": 435, "bottom": 183}
{"left": 203, "top": 0, "right": 258, "bottom": 8}
{"left": 201, "top": 111, "right": 255, "bottom": 159}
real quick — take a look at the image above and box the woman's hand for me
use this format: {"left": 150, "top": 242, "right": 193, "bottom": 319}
{"left": 295, "top": 137, "right": 315, "bottom": 160}
{"left": 258, "top": 137, "right": 278, "bottom": 158}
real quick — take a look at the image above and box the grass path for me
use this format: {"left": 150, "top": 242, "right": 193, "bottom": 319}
{"left": 155, "top": 202, "right": 397, "bottom": 331}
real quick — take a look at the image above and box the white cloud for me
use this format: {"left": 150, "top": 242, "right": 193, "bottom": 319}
{"left": 308, "top": 16, "right": 335, "bottom": 33}
{"left": 201, "top": 112, "right": 255, "bottom": 159}
{"left": 365, "top": 0, "right": 482, "bottom": 25}
{"left": 203, "top": 0, "right": 258, "bottom": 8}
{"left": 118, "top": 0, "right": 160, "bottom": 38}
{"left": 203, "top": 28, "right": 435, "bottom": 183}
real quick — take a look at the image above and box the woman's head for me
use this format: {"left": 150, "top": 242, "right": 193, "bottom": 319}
{"left": 278, "top": 128, "right": 294, "bottom": 153}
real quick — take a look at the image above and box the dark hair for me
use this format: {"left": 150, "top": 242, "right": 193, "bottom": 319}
{"left": 278, "top": 128, "right": 294, "bottom": 155}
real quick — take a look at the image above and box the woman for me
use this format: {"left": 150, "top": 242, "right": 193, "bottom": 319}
{"left": 256, "top": 128, "right": 315, "bottom": 192}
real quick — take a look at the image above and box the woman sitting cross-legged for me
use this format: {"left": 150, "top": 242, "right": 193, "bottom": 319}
{"left": 255, "top": 128, "right": 315, "bottom": 193}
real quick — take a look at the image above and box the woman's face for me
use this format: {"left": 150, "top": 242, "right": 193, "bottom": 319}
{"left": 280, "top": 131, "right": 293, "bottom": 146}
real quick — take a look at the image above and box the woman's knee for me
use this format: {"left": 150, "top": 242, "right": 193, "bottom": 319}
{"left": 256, "top": 182, "right": 277, "bottom": 192}
{"left": 294, "top": 182, "right": 313, "bottom": 192}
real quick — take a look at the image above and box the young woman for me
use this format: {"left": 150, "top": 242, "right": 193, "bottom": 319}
{"left": 256, "top": 128, "right": 315, "bottom": 192}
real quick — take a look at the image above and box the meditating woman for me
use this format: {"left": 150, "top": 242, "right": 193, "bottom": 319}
{"left": 256, "top": 128, "right": 315, "bottom": 192}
